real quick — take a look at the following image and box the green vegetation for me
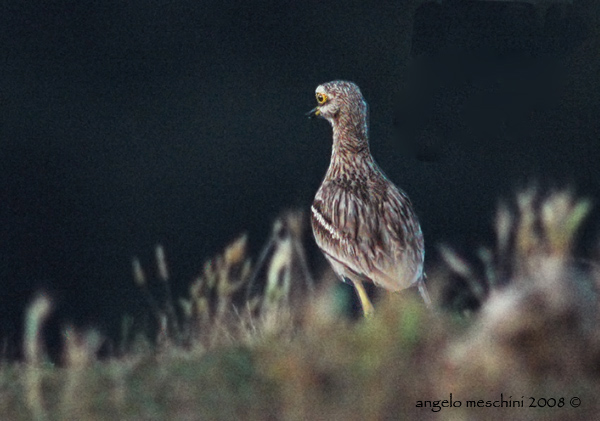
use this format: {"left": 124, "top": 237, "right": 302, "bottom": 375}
{"left": 2, "top": 190, "right": 600, "bottom": 420}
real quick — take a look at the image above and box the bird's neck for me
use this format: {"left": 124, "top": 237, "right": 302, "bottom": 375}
{"left": 331, "top": 112, "right": 370, "bottom": 154}
{"left": 327, "top": 119, "right": 374, "bottom": 179}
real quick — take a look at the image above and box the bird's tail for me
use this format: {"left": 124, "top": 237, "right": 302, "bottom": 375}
{"left": 418, "top": 274, "right": 432, "bottom": 308}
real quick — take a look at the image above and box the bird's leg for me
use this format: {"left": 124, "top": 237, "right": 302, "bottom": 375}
{"left": 350, "top": 279, "right": 374, "bottom": 317}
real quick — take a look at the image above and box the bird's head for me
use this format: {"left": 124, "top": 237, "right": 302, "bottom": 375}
{"left": 307, "top": 81, "right": 367, "bottom": 128}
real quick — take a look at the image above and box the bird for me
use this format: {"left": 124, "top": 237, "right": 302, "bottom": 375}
{"left": 307, "top": 80, "right": 431, "bottom": 316}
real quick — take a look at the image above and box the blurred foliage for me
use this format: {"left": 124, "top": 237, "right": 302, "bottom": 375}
{"left": 2, "top": 190, "right": 600, "bottom": 420}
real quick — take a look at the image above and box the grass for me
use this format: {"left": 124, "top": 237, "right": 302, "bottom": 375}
{"left": 2, "top": 189, "right": 600, "bottom": 420}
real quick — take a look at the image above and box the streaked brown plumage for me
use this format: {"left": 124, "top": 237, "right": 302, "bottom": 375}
{"left": 307, "top": 80, "right": 431, "bottom": 315}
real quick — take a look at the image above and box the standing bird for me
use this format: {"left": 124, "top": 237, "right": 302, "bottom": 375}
{"left": 307, "top": 81, "right": 431, "bottom": 316}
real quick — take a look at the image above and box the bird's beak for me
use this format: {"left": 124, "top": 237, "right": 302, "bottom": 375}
{"left": 306, "top": 106, "right": 320, "bottom": 119}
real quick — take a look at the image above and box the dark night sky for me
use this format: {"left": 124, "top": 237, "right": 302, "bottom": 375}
{"left": 2, "top": 0, "right": 599, "bottom": 356}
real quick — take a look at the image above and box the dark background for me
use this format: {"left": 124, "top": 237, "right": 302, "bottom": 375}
{"left": 2, "top": 0, "right": 599, "bottom": 358}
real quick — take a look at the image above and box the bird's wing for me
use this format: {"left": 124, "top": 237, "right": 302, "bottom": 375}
{"left": 371, "top": 185, "right": 424, "bottom": 290}
{"left": 312, "top": 182, "right": 423, "bottom": 291}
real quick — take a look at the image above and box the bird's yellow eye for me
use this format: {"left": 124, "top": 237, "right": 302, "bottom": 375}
{"left": 316, "top": 93, "right": 327, "bottom": 105}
